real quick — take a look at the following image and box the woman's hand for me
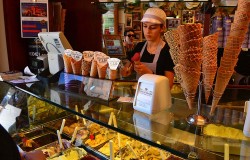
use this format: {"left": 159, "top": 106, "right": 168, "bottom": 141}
{"left": 120, "top": 61, "right": 132, "bottom": 77}
{"left": 134, "top": 62, "right": 153, "bottom": 75}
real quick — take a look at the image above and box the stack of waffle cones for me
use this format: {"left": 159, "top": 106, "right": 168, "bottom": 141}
{"left": 164, "top": 29, "right": 182, "bottom": 84}
{"left": 164, "top": 30, "right": 180, "bottom": 65}
{"left": 173, "top": 23, "right": 203, "bottom": 109}
{"left": 210, "top": 1, "right": 250, "bottom": 115}
{"left": 202, "top": 33, "right": 219, "bottom": 104}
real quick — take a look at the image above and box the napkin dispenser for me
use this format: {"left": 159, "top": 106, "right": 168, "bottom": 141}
{"left": 133, "top": 74, "right": 172, "bottom": 115}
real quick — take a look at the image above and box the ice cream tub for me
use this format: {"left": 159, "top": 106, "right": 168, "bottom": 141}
{"left": 46, "top": 147, "right": 87, "bottom": 160}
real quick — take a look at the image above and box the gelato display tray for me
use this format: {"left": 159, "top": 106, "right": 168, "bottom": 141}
{"left": 19, "top": 133, "right": 58, "bottom": 152}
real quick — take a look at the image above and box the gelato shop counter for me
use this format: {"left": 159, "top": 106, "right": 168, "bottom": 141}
{"left": 1, "top": 75, "right": 250, "bottom": 159}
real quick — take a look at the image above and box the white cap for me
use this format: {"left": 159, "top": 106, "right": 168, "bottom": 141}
{"left": 141, "top": 8, "right": 166, "bottom": 26}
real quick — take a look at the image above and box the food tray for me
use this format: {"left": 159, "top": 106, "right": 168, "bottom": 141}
{"left": 84, "top": 129, "right": 116, "bottom": 149}
{"left": 98, "top": 134, "right": 132, "bottom": 157}
{"left": 19, "top": 133, "right": 58, "bottom": 152}
{"left": 142, "top": 146, "right": 172, "bottom": 160}
{"left": 115, "top": 140, "right": 149, "bottom": 160}
{"left": 12, "top": 126, "right": 52, "bottom": 144}
{"left": 34, "top": 139, "right": 72, "bottom": 158}
{"left": 46, "top": 147, "right": 87, "bottom": 160}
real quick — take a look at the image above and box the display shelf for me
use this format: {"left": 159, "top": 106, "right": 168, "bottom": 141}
{"left": 1, "top": 78, "right": 250, "bottom": 159}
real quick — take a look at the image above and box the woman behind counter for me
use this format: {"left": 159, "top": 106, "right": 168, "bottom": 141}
{"left": 124, "top": 7, "right": 175, "bottom": 88}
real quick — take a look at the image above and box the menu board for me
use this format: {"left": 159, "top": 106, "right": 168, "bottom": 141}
{"left": 20, "top": 0, "right": 49, "bottom": 38}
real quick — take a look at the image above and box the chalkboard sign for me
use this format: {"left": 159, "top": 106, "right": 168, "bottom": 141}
{"left": 103, "top": 35, "right": 126, "bottom": 57}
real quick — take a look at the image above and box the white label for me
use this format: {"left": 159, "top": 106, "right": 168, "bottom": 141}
{"left": 135, "top": 82, "right": 153, "bottom": 109}
{"left": 71, "top": 51, "right": 82, "bottom": 61}
{"left": 107, "top": 58, "right": 120, "bottom": 70}
{"left": 64, "top": 49, "right": 73, "bottom": 57}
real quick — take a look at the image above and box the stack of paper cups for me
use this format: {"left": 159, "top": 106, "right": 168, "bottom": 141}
{"left": 243, "top": 101, "right": 250, "bottom": 137}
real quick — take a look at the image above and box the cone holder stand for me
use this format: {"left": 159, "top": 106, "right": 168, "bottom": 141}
{"left": 186, "top": 81, "right": 209, "bottom": 126}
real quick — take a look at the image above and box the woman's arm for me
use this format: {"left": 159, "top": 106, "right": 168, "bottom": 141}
{"left": 164, "top": 71, "right": 175, "bottom": 89}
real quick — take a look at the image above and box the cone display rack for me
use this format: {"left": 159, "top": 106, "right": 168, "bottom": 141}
{"left": 186, "top": 80, "right": 209, "bottom": 126}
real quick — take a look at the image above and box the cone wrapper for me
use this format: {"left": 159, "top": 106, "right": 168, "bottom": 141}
{"left": 81, "top": 60, "right": 91, "bottom": 76}
{"left": 90, "top": 60, "right": 98, "bottom": 77}
{"left": 108, "top": 69, "right": 118, "bottom": 80}
{"left": 71, "top": 58, "right": 82, "bottom": 75}
{"left": 63, "top": 54, "right": 73, "bottom": 73}
{"left": 97, "top": 64, "right": 108, "bottom": 79}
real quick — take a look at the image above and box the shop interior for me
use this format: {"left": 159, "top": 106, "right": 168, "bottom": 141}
{"left": 1, "top": 0, "right": 250, "bottom": 160}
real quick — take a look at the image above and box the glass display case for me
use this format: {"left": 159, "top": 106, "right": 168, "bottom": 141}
{"left": 1, "top": 72, "right": 250, "bottom": 159}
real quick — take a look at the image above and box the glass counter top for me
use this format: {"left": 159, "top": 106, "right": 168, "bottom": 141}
{"left": 2, "top": 74, "right": 250, "bottom": 160}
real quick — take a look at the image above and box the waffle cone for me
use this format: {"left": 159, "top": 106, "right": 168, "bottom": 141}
{"left": 202, "top": 54, "right": 217, "bottom": 66}
{"left": 169, "top": 48, "right": 179, "bottom": 65}
{"left": 97, "top": 64, "right": 108, "bottom": 79}
{"left": 223, "top": 47, "right": 241, "bottom": 56}
{"left": 224, "top": 36, "right": 245, "bottom": 50}
{"left": 186, "top": 96, "right": 195, "bottom": 110}
{"left": 179, "top": 57, "right": 202, "bottom": 69}
{"left": 204, "top": 89, "right": 211, "bottom": 104}
{"left": 180, "top": 38, "right": 202, "bottom": 51}
{"left": 179, "top": 49, "right": 202, "bottom": 69}
{"left": 202, "top": 68, "right": 217, "bottom": 104}
{"left": 214, "top": 73, "right": 231, "bottom": 95}
{"left": 220, "top": 58, "right": 238, "bottom": 70}
{"left": 164, "top": 30, "right": 180, "bottom": 48}
{"left": 173, "top": 67, "right": 182, "bottom": 83}
{"left": 71, "top": 59, "right": 82, "bottom": 75}
{"left": 210, "top": 70, "right": 233, "bottom": 115}
{"left": 203, "top": 33, "right": 219, "bottom": 54}
{"left": 238, "top": 0, "right": 250, "bottom": 13}
{"left": 230, "top": 24, "right": 248, "bottom": 37}
{"left": 81, "top": 60, "right": 91, "bottom": 76}
{"left": 175, "top": 65, "right": 201, "bottom": 109}
{"left": 63, "top": 54, "right": 73, "bottom": 73}
{"left": 210, "top": 97, "right": 220, "bottom": 115}
{"left": 178, "top": 24, "right": 202, "bottom": 34}
{"left": 203, "top": 40, "right": 218, "bottom": 52}
{"left": 90, "top": 60, "right": 98, "bottom": 77}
